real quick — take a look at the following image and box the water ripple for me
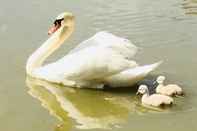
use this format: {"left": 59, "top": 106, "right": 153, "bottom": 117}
{"left": 182, "top": 0, "right": 197, "bottom": 15}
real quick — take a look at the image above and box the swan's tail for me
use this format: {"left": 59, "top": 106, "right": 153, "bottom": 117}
{"left": 131, "top": 61, "right": 163, "bottom": 76}
{"left": 105, "top": 61, "right": 162, "bottom": 87}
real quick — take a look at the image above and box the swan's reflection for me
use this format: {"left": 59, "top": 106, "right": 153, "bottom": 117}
{"left": 26, "top": 77, "right": 158, "bottom": 130}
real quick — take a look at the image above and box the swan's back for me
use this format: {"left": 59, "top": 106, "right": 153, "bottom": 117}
{"left": 69, "top": 31, "right": 138, "bottom": 59}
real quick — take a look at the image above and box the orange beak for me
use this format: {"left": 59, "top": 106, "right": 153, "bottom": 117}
{"left": 48, "top": 24, "right": 61, "bottom": 35}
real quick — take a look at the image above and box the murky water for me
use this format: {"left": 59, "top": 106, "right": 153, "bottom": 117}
{"left": 0, "top": 0, "right": 197, "bottom": 131}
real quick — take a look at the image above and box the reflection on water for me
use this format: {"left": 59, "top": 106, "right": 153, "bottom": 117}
{"left": 182, "top": 0, "right": 197, "bottom": 14}
{"left": 26, "top": 77, "right": 166, "bottom": 130}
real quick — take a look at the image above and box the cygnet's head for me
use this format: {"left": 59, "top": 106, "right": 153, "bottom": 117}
{"left": 156, "top": 75, "right": 166, "bottom": 84}
{"left": 137, "top": 85, "right": 148, "bottom": 95}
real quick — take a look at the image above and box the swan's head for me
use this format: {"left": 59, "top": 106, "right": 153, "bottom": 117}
{"left": 156, "top": 75, "right": 166, "bottom": 84}
{"left": 136, "top": 85, "right": 148, "bottom": 95}
{"left": 48, "top": 12, "right": 74, "bottom": 35}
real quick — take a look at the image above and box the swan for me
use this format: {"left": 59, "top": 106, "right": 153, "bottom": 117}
{"left": 137, "top": 85, "right": 174, "bottom": 107}
{"left": 156, "top": 76, "right": 184, "bottom": 96}
{"left": 26, "top": 12, "right": 162, "bottom": 88}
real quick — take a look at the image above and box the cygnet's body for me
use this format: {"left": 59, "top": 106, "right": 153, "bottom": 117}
{"left": 156, "top": 76, "right": 183, "bottom": 96}
{"left": 137, "top": 85, "right": 174, "bottom": 107}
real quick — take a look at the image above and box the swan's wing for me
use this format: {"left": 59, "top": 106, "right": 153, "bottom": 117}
{"left": 33, "top": 47, "right": 133, "bottom": 83}
{"left": 104, "top": 61, "right": 162, "bottom": 87}
{"left": 33, "top": 32, "right": 139, "bottom": 85}
{"left": 68, "top": 31, "right": 138, "bottom": 59}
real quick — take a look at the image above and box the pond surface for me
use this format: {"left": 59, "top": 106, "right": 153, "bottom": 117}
{"left": 0, "top": 0, "right": 197, "bottom": 131}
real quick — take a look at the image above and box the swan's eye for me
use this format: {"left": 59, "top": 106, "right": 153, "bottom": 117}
{"left": 54, "top": 18, "right": 64, "bottom": 26}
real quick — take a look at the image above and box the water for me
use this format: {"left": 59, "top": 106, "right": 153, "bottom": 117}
{"left": 0, "top": 0, "right": 197, "bottom": 131}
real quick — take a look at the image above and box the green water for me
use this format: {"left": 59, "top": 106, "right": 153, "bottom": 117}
{"left": 0, "top": 0, "right": 197, "bottom": 131}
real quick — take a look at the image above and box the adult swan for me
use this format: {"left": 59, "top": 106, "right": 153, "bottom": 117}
{"left": 26, "top": 12, "right": 162, "bottom": 88}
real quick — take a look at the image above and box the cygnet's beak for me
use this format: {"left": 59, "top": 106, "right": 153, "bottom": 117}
{"left": 153, "top": 81, "right": 157, "bottom": 84}
{"left": 136, "top": 91, "right": 141, "bottom": 96}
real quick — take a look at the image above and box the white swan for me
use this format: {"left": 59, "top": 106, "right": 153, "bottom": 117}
{"left": 137, "top": 85, "right": 174, "bottom": 107}
{"left": 156, "top": 76, "right": 184, "bottom": 96}
{"left": 26, "top": 12, "right": 162, "bottom": 88}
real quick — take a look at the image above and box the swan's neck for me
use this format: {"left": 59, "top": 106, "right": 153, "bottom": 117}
{"left": 26, "top": 23, "right": 74, "bottom": 75}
